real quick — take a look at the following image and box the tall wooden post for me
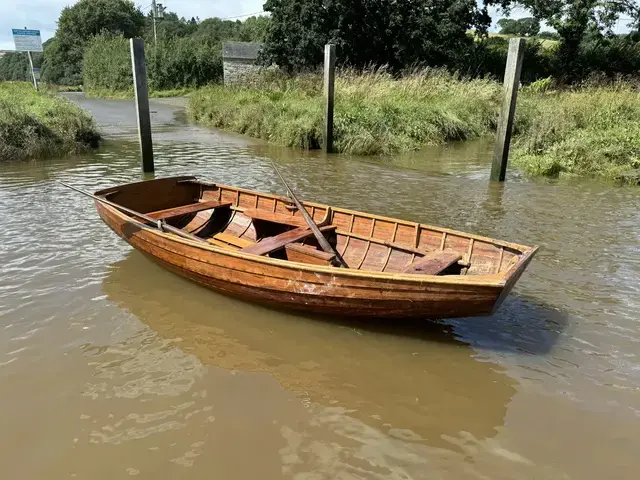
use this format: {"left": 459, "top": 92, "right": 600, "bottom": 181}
{"left": 323, "top": 44, "right": 336, "bottom": 154}
{"left": 130, "top": 38, "right": 154, "bottom": 173}
{"left": 491, "top": 38, "right": 525, "bottom": 182}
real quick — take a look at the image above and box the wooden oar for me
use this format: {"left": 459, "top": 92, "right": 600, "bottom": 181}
{"left": 268, "top": 160, "right": 349, "bottom": 268}
{"left": 59, "top": 181, "right": 208, "bottom": 244}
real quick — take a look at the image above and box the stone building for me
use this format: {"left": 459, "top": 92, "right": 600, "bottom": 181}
{"left": 222, "top": 42, "right": 263, "bottom": 85}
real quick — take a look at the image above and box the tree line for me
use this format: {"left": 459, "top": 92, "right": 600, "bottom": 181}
{"left": 259, "top": 0, "right": 640, "bottom": 83}
{"left": 0, "top": 0, "right": 268, "bottom": 86}
{"left": 1, "top": 0, "right": 640, "bottom": 87}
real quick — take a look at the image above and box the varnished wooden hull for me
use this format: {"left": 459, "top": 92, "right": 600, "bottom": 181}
{"left": 94, "top": 176, "right": 537, "bottom": 319}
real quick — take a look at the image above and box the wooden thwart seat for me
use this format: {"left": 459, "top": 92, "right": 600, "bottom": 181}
{"left": 285, "top": 243, "right": 336, "bottom": 266}
{"left": 402, "top": 251, "right": 462, "bottom": 275}
{"left": 241, "top": 225, "right": 336, "bottom": 256}
{"left": 148, "top": 200, "right": 232, "bottom": 220}
{"left": 242, "top": 207, "right": 330, "bottom": 229}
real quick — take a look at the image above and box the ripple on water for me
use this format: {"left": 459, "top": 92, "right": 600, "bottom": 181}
{"left": 1, "top": 119, "right": 640, "bottom": 478}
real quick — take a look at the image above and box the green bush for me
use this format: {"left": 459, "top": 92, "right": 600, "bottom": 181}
{"left": 514, "top": 85, "right": 640, "bottom": 179}
{"left": 41, "top": 0, "right": 145, "bottom": 85}
{"left": 574, "top": 36, "right": 640, "bottom": 80}
{"left": 149, "top": 36, "right": 223, "bottom": 90}
{"left": 83, "top": 34, "right": 223, "bottom": 96}
{"left": 522, "top": 76, "right": 554, "bottom": 94}
{"left": 83, "top": 35, "right": 133, "bottom": 95}
{"left": 466, "top": 37, "right": 554, "bottom": 83}
{"left": 0, "top": 82, "right": 99, "bottom": 161}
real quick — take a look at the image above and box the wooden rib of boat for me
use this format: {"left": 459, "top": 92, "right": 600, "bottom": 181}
{"left": 94, "top": 175, "right": 538, "bottom": 319}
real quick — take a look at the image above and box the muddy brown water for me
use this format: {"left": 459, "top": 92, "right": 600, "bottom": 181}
{"left": 1, "top": 94, "right": 639, "bottom": 479}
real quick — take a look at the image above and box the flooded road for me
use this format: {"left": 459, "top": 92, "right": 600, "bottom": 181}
{"left": 1, "top": 94, "right": 639, "bottom": 479}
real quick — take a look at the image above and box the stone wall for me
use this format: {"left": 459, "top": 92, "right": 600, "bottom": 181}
{"left": 222, "top": 42, "right": 263, "bottom": 85}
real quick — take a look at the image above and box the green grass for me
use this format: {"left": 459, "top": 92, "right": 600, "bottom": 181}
{"left": 150, "top": 87, "right": 195, "bottom": 98}
{"left": 0, "top": 81, "right": 100, "bottom": 161}
{"left": 514, "top": 84, "right": 640, "bottom": 181}
{"left": 189, "top": 69, "right": 503, "bottom": 155}
{"left": 85, "top": 86, "right": 195, "bottom": 99}
{"left": 188, "top": 70, "right": 640, "bottom": 182}
{"left": 41, "top": 84, "right": 83, "bottom": 93}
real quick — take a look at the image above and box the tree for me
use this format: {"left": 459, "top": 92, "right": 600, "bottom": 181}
{"left": 192, "top": 16, "right": 269, "bottom": 44}
{"left": 497, "top": 18, "right": 516, "bottom": 34}
{"left": 488, "top": 0, "right": 640, "bottom": 80}
{"left": 537, "top": 30, "right": 560, "bottom": 40}
{"left": 239, "top": 16, "right": 271, "bottom": 42}
{"left": 0, "top": 44, "right": 45, "bottom": 82}
{"left": 0, "top": 53, "right": 30, "bottom": 81}
{"left": 497, "top": 17, "right": 540, "bottom": 36}
{"left": 143, "top": 11, "right": 199, "bottom": 41}
{"left": 261, "top": 0, "right": 490, "bottom": 73}
{"left": 195, "top": 18, "right": 243, "bottom": 42}
{"left": 42, "top": 0, "right": 145, "bottom": 84}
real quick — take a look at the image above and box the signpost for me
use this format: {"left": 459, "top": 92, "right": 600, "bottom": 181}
{"left": 12, "top": 28, "right": 42, "bottom": 91}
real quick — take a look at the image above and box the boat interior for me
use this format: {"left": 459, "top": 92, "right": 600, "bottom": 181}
{"left": 96, "top": 176, "right": 528, "bottom": 276}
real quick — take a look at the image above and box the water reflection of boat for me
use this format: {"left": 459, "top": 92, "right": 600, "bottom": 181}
{"left": 102, "top": 252, "right": 517, "bottom": 448}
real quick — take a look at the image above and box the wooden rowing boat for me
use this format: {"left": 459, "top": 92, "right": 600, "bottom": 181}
{"left": 94, "top": 175, "right": 538, "bottom": 318}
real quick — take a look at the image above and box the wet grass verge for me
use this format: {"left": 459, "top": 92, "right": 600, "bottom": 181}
{"left": 188, "top": 70, "right": 640, "bottom": 182}
{"left": 188, "top": 69, "right": 503, "bottom": 156}
{"left": 513, "top": 84, "right": 640, "bottom": 181}
{"left": 0, "top": 82, "right": 100, "bottom": 161}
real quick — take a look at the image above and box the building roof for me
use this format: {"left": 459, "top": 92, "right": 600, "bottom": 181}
{"left": 222, "top": 42, "right": 263, "bottom": 60}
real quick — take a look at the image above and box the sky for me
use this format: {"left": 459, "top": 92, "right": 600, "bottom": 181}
{"left": 0, "top": 0, "right": 634, "bottom": 51}
{"left": 0, "top": 0, "right": 265, "bottom": 50}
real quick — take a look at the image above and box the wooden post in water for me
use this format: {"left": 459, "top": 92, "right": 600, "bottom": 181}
{"left": 491, "top": 38, "right": 525, "bottom": 182}
{"left": 323, "top": 44, "right": 336, "bottom": 154}
{"left": 130, "top": 38, "right": 154, "bottom": 173}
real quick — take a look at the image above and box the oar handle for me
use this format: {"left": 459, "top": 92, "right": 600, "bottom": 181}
{"left": 268, "top": 160, "right": 349, "bottom": 268}
{"left": 59, "top": 181, "right": 207, "bottom": 244}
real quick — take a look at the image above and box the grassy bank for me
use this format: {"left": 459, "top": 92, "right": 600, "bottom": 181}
{"left": 513, "top": 85, "right": 640, "bottom": 180}
{"left": 188, "top": 71, "right": 640, "bottom": 181}
{"left": 0, "top": 82, "right": 100, "bottom": 161}
{"left": 189, "top": 70, "right": 503, "bottom": 155}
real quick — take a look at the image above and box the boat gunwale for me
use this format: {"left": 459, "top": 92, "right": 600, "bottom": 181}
{"left": 209, "top": 180, "right": 531, "bottom": 254}
{"left": 96, "top": 200, "right": 537, "bottom": 289}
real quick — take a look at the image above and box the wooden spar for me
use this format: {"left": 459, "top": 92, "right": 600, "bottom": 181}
{"left": 59, "top": 182, "right": 207, "bottom": 244}
{"left": 268, "top": 159, "right": 349, "bottom": 268}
